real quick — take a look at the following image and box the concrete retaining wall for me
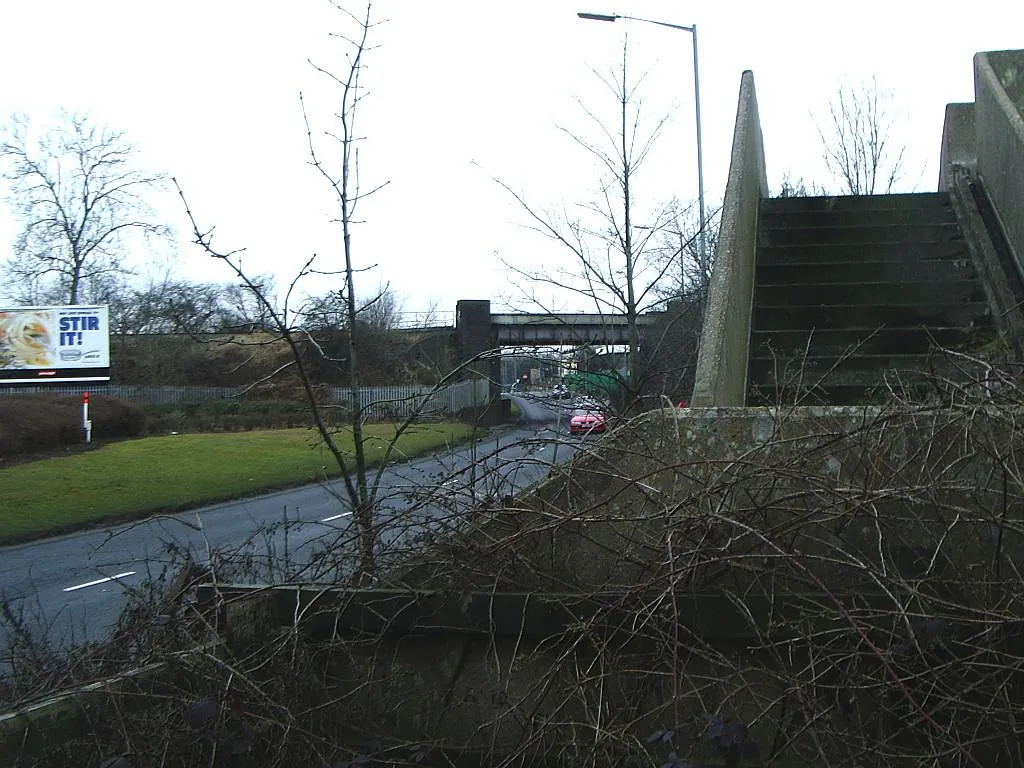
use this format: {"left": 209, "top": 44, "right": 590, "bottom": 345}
{"left": 974, "top": 50, "right": 1024, "bottom": 271}
{"left": 691, "top": 71, "right": 768, "bottom": 406}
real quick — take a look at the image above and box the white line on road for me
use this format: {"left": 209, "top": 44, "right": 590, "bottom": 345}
{"left": 320, "top": 512, "right": 353, "bottom": 523}
{"left": 63, "top": 571, "right": 137, "bottom": 593}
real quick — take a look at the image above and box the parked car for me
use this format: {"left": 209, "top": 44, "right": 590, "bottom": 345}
{"left": 569, "top": 407, "right": 607, "bottom": 435}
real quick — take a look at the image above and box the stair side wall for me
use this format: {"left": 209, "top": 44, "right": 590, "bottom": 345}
{"left": 692, "top": 70, "right": 768, "bottom": 407}
{"left": 938, "top": 102, "right": 976, "bottom": 191}
{"left": 974, "top": 50, "right": 1024, "bottom": 276}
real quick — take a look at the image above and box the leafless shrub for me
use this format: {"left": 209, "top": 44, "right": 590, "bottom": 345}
{"left": 7, "top": 354, "right": 1024, "bottom": 766}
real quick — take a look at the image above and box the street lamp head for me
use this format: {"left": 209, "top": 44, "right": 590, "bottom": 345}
{"left": 577, "top": 12, "right": 619, "bottom": 22}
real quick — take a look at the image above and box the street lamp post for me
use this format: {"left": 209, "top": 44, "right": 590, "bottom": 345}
{"left": 577, "top": 11, "right": 707, "bottom": 269}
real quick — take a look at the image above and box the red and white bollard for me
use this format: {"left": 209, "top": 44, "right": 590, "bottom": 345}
{"left": 82, "top": 391, "right": 93, "bottom": 444}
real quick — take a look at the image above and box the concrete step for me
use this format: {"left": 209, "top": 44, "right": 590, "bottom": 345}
{"left": 760, "top": 223, "right": 962, "bottom": 247}
{"left": 760, "top": 206, "right": 958, "bottom": 229}
{"left": 748, "top": 352, "right": 983, "bottom": 389}
{"left": 753, "top": 302, "right": 991, "bottom": 331}
{"left": 755, "top": 280, "right": 987, "bottom": 307}
{"left": 763, "top": 192, "right": 952, "bottom": 214}
{"left": 747, "top": 381, "right": 936, "bottom": 406}
{"left": 757, "top": 259, "right": 977, "bottom": 285}
{"left": 749, "top": 190, "right": 994, "bottom": 405}
{"left": 757, "top": 241, "right": 970, "bottom": 265}
{"left": 749, "top": 327, "right": 991, "bottom": 357}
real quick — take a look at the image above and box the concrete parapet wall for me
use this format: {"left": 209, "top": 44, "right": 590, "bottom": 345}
{"left": 692, "top": 71, "right": 768, "bottom": 406}
{"left": 937, "top": 102, "right": 976, "bottom": 190}
{"left": 417, "top": 405, "right": 1024, "bottom": 595}
{"left": 948, "top": 166, "right": 1024, "bottom": 358}
{"left": 490, "top": 312, "right": 662, "bottom": 346}
{"left": 207, "top": 585, "right": 800, "bottom": 759}
{"left": 974, "top": 50, "right": 1024, "bottom": 271}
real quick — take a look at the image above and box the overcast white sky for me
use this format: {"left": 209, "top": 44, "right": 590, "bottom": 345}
{"left": 0, "top": 1, "right": 1020, "bottom": 319}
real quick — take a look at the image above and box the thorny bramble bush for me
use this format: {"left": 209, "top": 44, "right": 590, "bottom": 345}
{"left": 4, "top": 350, "right": 1024, "bottom": 766}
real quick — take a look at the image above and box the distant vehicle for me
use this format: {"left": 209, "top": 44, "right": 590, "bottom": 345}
{"left": 570, "top": 407, "right": 607, "bottom": 435}
{"left": 551, "top": 384, "right": 572, "bottom": 399}
{"left": 562, "top": 370, "right": 627, "bottom": 400}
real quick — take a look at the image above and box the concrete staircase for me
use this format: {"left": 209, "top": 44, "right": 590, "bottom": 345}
{"left": 748, "top": 192, "right": 996, "bottom": 405}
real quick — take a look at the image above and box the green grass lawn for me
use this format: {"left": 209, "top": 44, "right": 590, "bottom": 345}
{"left": 0, "top": 422, "right": 477, "bottom": 543}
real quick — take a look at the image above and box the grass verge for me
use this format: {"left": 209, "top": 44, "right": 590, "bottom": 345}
{"left": 0, "top": 422, "right": 478, "bottom": 544}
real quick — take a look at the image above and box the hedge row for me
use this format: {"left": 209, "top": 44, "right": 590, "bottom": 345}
{"left": 140, "top": 399, "right": 342, "bottom": 434}
{"left": 0, "top": 396, "right": 358, "bottom": 460}
{"left": 0, "top": 395, "right": 146, "bottom": 460}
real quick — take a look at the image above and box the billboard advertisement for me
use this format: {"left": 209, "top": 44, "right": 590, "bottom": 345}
{"left": 0, "top": 305, "right": 110, "bottom": 383}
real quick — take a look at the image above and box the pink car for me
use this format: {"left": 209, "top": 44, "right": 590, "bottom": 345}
{"left": 570, "top": 408, "right": 607, "bottom": 435}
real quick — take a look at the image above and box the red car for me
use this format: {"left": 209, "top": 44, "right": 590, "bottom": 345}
{"left": 570, "top": 407, "right": 607, "bottom": 435}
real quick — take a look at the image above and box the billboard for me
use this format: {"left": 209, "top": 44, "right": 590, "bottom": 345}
{"left": 0, "top": 305, "right": 110, "bottom": 383}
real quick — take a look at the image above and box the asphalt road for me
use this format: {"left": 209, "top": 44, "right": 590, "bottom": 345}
{"left": 0, "top": 395, "right": 580, "bottom": 660}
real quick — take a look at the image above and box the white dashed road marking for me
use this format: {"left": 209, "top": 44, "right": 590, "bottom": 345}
{"left": 320, "top": 512, "right": 353, "bottom": 523}
{"left": 63, "top": 571, "right": 137, "bottom": 593}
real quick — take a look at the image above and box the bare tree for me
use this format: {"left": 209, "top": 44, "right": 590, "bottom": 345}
{"left": 218, "top": 276, "right": 279, "bottom": 331}
{"left": 358, "top": 284, "right": 402, "bottom": 331}
{"left": 91, "top": 273, "right": 240, "bottom": 335}
{"left": 0, "top": 112, "right": 168, "bottom": 304}
{"left": 300, "top": 1, "right": 392, "bottom": 582}
{"left": 496, "top": 41, "right": 683, "bottom": 403}
{"left": 775, "top": 171, "right": 830, "bottom": 198}
{"left": 302, "top": 283, "right": 402, "bottom": 333}
{"left": 654, "top": 198, "right": 718, "bottom": 308}
{"left": 176, "top": 1, "right": 494, "bottom": 583}
{"left": 298, "top": 284, "right": 438, "bottom": 386}
{"left": 817, "top": 77, "right": 907, "bottom": 195}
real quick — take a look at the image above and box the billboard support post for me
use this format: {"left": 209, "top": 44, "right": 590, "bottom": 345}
{"left": 83, "top": 391, "right": 92, "bottom": 444}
